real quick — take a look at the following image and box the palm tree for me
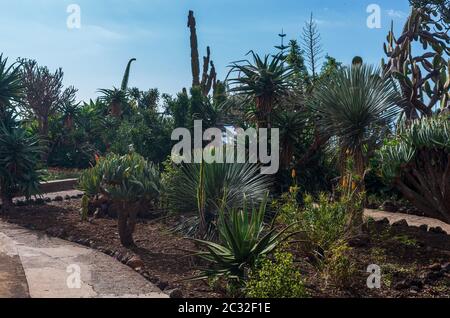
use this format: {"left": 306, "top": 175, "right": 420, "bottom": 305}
{"left": 228, "top": 52, "right": 293, "bottom": 128}
{"left": 60, "top": 100, "right": 81, "bottom": 130}
{"left": 0, "top": 54, "right": 23, "bottom": 117}
{"left": 98, "top": 87, "right": 128, "bottom": 118}
{"left": 309, "top": 64, "right": 399, "bottom": 187}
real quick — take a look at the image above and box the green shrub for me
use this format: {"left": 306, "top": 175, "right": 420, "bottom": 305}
{"left": 322, "top": 241, "right": 357, "bottom": 288}
{"left": 246, "top": 249, "right": 307, "bottom": 298}
{"left": 299, "top": 194, "right": 360, "bottom": 254}
{"left": 274, "top": 186, "right": 300, "bottom": 225}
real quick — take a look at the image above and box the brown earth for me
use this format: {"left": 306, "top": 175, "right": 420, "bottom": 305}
{"left": 1, "top": 199, "right": 449, "bottom": 298}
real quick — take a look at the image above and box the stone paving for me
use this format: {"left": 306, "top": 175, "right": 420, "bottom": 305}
{"left": 0, "top": 221, "right": 168, "bottom": 298}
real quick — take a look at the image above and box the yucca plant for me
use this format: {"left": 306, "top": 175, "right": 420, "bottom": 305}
{"left": 0, "top": 114, "right": 44, "bottom": 213}
{"left": 191, "top": 194, "right": 293, "bottom": 285}
{"left": 228, "top": 52, "right": 293, "bottom": 128}
{"left": 78, "top": 152, "right": 162, "bottom": 246}
{"left": 378, "top": 116, "right": 450, "bottom": 223}
{"left": 166, "top": 158, "right": 272, "bottom": 238}
{"left": 309, "top": 64, "right": 400, "bottom": 193}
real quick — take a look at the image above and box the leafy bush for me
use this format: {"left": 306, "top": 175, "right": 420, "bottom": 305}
{"left": 322, "top": 241, "right": 357, "bottom": 288}
{"left": 246, "top": 249, "right": 307, "bottom": 298}
{"left": 377, "top": 116, "right": 450, "bottom": 222}
{"left": 299, "top": 193, "right": 362, "bottom": 255}
{"left": 192, "top": 196, "right": 292, "bottom": 286}
{"left": 78, "top": 152, "right": 161, "bottom": 246}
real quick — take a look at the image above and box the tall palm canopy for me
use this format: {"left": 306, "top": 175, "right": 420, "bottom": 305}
{"left": 309, "top": 64, "right": 400, "bottom": 176}
{"left": 228, "top": 52, "right": 293, "bottom": 128}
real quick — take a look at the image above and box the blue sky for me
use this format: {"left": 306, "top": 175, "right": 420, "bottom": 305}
{"left": 0, "top": 0, "right": 411, "bottom": 102}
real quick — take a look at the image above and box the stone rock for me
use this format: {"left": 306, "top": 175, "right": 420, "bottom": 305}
{"left": 157, "top": 280, "right": 169, "bottom": 290}
{"left": 393, "top": 280, "right": 410, "bottom": 290}
{"left": 425, "top": 270, "right": 444, "bottom": 283}
{"left": 381, "top": 201, "right": 398, "bottom": 212}
{"left": 15, "top": 200, "right": 26, "bottom": 207}
{"left": 169, "top": 288, "right": 183, "bottom": 299}
{"left": 418, "top": 224, "right": 428, "bottom": 232}
{"left": 126, "top": 256, "right": 144, "bottom": 270}
{"left": 35, "top": 198, "right": 45, "bottom": 205}
{"left": 54, "top": 196, "right": 63, "bottom": 202}
{"left": 442, "top": 263, "right": 450, "bottom": 273}
{"left": 394, "top": 279, "right": 423, "bottom": 291}
{"left": 64, "top": 195, "right": 71, "bottom": 200}
{"left": 392, "top": 219, "right": 408, "bottom": 228}
{"left": 429, "top": 227, "right": 446, "bottom": 235}
{"left": 348, "top": 234, "right": 370, "bottom": 247}
{"left": 428, "top": 263, "right": 442, "bottom": 272}
{"left": 376, "top": 218, "right": 390, "bottom": 226}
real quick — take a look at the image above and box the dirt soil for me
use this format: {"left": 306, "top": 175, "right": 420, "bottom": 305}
{"left": 1, "top": 199, "right": 449, "bottom": 298}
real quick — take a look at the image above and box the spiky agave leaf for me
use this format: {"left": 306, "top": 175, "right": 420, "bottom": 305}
{"left": 188, "top": 195, "right": 296, "bottom": 283}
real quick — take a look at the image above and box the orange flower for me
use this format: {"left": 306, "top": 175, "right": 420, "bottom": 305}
{"left": 291, "top": 169, "right": 296, "bottom": 179}
{"left": 94, "top": 154, "right": 100, "bottom": 162}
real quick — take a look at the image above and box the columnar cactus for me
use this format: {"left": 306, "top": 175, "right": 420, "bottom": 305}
{"left": 383, "top": 8, "right": 450, "bottom": 119}
{"left": 187, "top": 10, "right": 217, "bottom": 96}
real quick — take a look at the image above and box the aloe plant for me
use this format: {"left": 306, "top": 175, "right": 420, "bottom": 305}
{"left": 0, "top": 114, "right": 44, "bottom": 213}
{"left": 78, "top": 152, "right": 161, "bottom": 246}
{"left": 378, "top": 116, "right": 450, "bottom": 223}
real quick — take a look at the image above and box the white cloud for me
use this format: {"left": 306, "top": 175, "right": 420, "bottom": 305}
{"left": 386, "top": 10, "right": 407, "bottom": 19}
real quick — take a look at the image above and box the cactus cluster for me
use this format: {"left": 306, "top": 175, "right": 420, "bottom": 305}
{"left": 383, "top": 7, "right": 450, "bottom": 119}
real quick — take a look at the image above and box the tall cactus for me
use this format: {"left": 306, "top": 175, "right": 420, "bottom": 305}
{"left": 383, "top": 8, "right": 450, "bottom": 119}
{"left": 187, "top": 10, "right": 217, "bottom": 96}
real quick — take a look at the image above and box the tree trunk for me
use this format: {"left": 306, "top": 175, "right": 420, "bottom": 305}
{"left": 118, "top": 202, "right": 138, "bottom": 247}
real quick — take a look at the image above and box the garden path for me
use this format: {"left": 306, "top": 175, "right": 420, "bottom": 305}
{"left": 0, "top": 220, "right": 168, "bottom": 298}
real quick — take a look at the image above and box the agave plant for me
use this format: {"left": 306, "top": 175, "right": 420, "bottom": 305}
{"left": 78, "top": 152, "right": 162, "bottom": 246}
{"left": 309, "top": 64, "right": 399, "bottom": 182}
{"left": 166, "top": 158, "right": 272, "bottom": 239}
{"left": 0, "top": 114, "right": 44, "bottom": 213}
{"left": 0, "top": 54, "right": 23, "bottom": 115}
{"left": 378, "top": 116, "right": 450, "bottom": 223}
{"left": 191, "top": 195, "right": 293, "bottom": 284}
{"left": 228, "top": 52, "right": 293, "bottom": 128}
